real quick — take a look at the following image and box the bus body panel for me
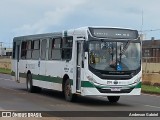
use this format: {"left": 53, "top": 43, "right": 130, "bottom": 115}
{"left": 80, "top": 72, "right": 142, "bottom": 96}
{"left": 11, "top": 26, "right": 142, "bottom": 99}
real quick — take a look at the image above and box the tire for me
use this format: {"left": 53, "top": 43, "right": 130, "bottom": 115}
{"left": 26, "top": 73, "right": 41, "bottom": 93}
{"left": 107, "top": 96, "right": 120, "bottom": 103}
{"left": 35, "top": 86, "right": 42, "bottom": 93}
{"left": 64, "top": 79, "right": 77, "bottom": 102}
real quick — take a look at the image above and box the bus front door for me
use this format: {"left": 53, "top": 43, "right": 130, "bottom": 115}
{"left": 76, "top": 41, "right": 84, "bottom": 92}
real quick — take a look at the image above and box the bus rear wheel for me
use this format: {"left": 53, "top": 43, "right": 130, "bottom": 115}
{"left": 107, "top": 96, "right": 120, "bottom": 103}
{"left": 64, "top": 79, "right": 77, "bottom": 102}
{"left": 26, "top": 73, "right": 41, "bottom": 93}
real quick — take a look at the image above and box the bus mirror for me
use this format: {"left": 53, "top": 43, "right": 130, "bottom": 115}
{"left": 83, "top": 41, "right": 89, "bottom": 52}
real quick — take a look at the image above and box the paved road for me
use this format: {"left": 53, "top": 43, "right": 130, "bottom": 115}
{"left": 0, "top": 74, "right": 159, "bottom": 120}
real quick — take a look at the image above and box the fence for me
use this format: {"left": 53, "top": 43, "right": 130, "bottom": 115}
{"left": 142, "top": 57, "right": 160, "bottom": 73}
{"left": 142, "top": 57, "right": 160, "bottom": 85}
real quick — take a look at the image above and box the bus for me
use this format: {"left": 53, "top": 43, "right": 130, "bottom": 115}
{"left": 11, "top": 26, "right": 142, "bottom": 102}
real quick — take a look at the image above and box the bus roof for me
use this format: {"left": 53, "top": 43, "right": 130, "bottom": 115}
{"left": 13, "top": 26, "right": 138, "bottom": 41}
{"left": 13, "top": 32, "right": 62, "bottom": 41}
{"left": 74, "top": 26, "right": 137, "bottom": 31}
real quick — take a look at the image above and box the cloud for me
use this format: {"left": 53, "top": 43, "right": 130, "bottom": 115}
{"left": 1, "top": 0, "right": 160, "bottom": 45}
{"left": 13, "top": 8, "right": 71, "bottom": 35}
{"left": 13, "top": 0, "right": 88, "bottom": 36}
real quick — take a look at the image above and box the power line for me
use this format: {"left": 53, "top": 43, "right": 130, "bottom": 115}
{"left": 139, "top": 29, "right": 160, "bottom": 32}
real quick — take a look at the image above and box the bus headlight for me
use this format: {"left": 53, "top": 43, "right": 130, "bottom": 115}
{"left": 134, "top": 77, "right": 141, "bottom": 83}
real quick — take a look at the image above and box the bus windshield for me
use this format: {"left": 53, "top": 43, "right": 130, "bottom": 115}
{"left": 88, "top": 40, "right": 141, "bottom": 72}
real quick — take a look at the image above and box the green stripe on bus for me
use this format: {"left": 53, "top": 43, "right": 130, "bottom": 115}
{"left": 13, "top": 72, "right": 141, "bottom": 89}
{"left": 135, "top": 82, "right": 141, "bottom": 88}
{"left": 81, "top": 81, "right": 95, "bottom": 87}
{"left": 18, "top": 72, "right": 73, "bottom": 85}
{"left": 32, "top": 74, "right": 63, "bottom": 84}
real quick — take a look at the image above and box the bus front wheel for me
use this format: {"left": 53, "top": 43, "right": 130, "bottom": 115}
{"left": 107, "top": 96, "right": 120, "bottom": 103}
{"left": 64, "top": 79, "right": 77, "bottom": 102}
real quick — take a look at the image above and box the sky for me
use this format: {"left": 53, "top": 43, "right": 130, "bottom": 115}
{"left": 1, "top": 0, "right": 160, "bottom": 47}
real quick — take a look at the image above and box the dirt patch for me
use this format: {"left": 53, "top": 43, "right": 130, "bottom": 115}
{"left": 0, "top": 58, "right": 11, "bottom": 69}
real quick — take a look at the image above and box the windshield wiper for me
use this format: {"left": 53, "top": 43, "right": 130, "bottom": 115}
{"left": 119, "top": 40, "right": 130, "bottom": 63}
{"left": 109, "top": 42, "right": 117, "bottom": 69}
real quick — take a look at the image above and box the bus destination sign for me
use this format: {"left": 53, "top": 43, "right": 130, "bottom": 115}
{"left": 89, "top": 28, "right": 138, "bottom": 39}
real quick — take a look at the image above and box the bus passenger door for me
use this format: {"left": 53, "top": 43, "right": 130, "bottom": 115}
{"left": 15, "top": 45, "right": 20, "bottom": 82}
{"left": 76, "top": 41, "right": 84, "bottom": 92}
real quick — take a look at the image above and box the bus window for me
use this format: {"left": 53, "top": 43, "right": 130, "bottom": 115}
{"left": 26, "top": 41, "right": 32, "bottom": 59}
{"left": 21, "top": 41, "right": 27, "bottom": 59}
{"left": 32, "top": 40, "right": 40, "bottom": 60}
{"left": 62, "top": 36, "right": 73, "bottom": 60}
{"left": 51, "top": 38, "right": 62, "bottom": 60}
{"left": 41, "top": 39, "right": 47, "bottom": 60}
{"left": 48, "top": 38, "right": 52, "bottom": 60}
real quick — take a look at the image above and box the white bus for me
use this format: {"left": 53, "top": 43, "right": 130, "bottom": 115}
{"left": 11, "top": 26, "right": 142, "bottom": 102}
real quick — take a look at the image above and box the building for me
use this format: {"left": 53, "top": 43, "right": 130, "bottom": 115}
{"left": 0, "top": 47, "right": 12, "bottom": 56}
{"left": 4, "top": 48, "right": 12, "bottom": 56}
{"left": 142, "top": 38, "right": 160, "bottom": 63}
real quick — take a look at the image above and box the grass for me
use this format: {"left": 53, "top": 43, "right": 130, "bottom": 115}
{"left": 142, "top": 84, "right": 160, "bottom": 95}
{"left": 0, "top": 68, "right": 11, "bottom": 74}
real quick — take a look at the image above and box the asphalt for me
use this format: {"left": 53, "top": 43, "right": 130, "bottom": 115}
{"left": 0, "top": 73, "right": 159, "bottom": 120}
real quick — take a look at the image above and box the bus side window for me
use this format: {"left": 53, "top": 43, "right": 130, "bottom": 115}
{"left": 32, "top": 40, "right": 40, "bottom": 60}
{"left": 48, "top": 38, "right": 52, "bottom": 60}
{"left": 26, "top": 41, "right": 32, "bottom": 59}
{"left": 41, "top": 39, "right": 47, "bottom": 60}
{"left": 62, "top": 36, "right": 73, "bottom": 60}
{"left": 21, "top": 41, "right": 27, "bottom": 59}
{"left": 51, "top": 38, "right": 62, "bottom": 60}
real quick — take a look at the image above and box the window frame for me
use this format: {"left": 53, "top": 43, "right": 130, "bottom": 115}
{"left": 51, "top": 38, "right": 62, "bottom": 60}
{"left": 32, "top": 39, "right": 40, "bottom": 60}
{"left": 62, "top": 36, "right": 73, "bottom": 61}
{"left": 26, "top": 40, "right": 32, "bottom": 59}
{"left": 41, "top": 39, "right": 47, "bottom": 60}
{"left": 21, "top": 41, "right": 27, "bottom": 59}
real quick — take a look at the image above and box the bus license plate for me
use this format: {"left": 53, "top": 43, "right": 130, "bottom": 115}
{"left": 111, "top": 88, "right": 121, "bottom": 91}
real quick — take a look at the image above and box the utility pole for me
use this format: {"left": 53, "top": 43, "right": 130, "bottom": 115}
{"left": 141, "top": 9, "right": 143, "bottom": 34}
{"left": 139, "top": 9, "right": 146, "bottom": 40}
